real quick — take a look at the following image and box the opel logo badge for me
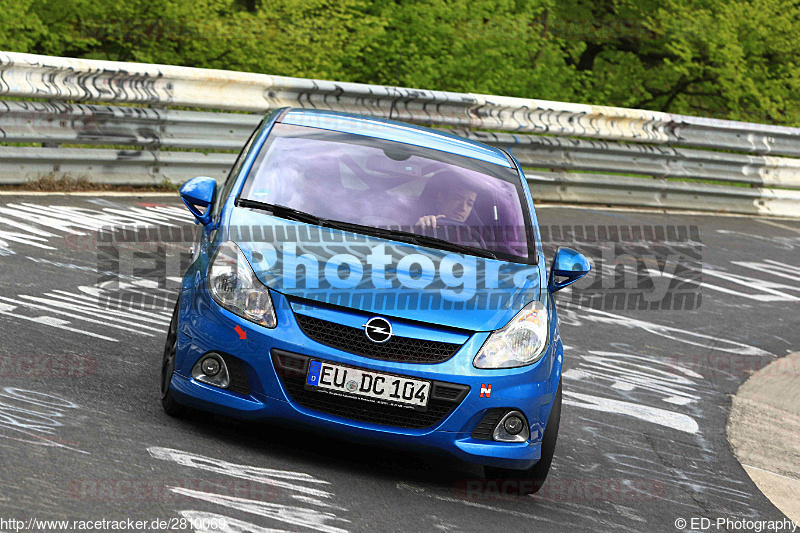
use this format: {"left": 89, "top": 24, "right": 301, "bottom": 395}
{"left": 363, "top": 317, "right": 392, "bottom": 343}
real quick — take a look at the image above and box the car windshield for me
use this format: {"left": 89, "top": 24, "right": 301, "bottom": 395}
{"left": 239, "top": 123, "right": 532, "bottom": 262}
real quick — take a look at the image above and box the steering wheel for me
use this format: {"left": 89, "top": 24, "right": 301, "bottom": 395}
{"left": 433, "top": 217, "right": 488, "bottom": 250}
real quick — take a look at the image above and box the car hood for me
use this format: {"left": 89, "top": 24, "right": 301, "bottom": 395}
{"left": 228, "top": 208, "right": 541, "bottom": 332}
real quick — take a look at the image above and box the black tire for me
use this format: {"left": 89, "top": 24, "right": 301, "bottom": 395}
{"left": 483, "top": 379, "right": 562, "bottom": 495}
{"left": 161, "top": 300, "right": 188, "bottom": 418}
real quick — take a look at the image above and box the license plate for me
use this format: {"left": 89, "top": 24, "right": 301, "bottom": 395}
{"left": 306, "top": 361, "right": 430, "bottom": 410}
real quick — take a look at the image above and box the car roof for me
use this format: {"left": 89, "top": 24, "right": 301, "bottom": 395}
{"left": 280, "top": 108, "right": 513, "bottom": 168}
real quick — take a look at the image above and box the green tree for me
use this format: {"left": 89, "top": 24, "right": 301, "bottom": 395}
{"left": 0, "top": 0, "right": 46, "bottom": 53}
{"left": 247, "top": 0, "right": 386, "bottom": 80}
{"left": 25, "top": 0, "right": 384, "bottom": 82}
{"left": 555, "top": 0, "right": 800, "bottom": 124}
{"left": 30, "top": 0, "right": 256, "bottom": 65}
{"left": 2, "top": 0, "right": 800, "bottom": 125}
{"left": 350, "top": 0, "right": 578, "bottom": 100}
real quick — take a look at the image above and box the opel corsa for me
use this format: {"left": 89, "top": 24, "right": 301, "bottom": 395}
{"left": 162, "top": 108, "right": 590, "bottom": 493}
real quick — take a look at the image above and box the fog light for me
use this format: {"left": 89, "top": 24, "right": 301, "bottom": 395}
{"left": 201, "top": 357, "right": 221, "bottom": 376}
{"left": 493, "top": 410, "right": 530, "bottom": 443}
{"left": 191, "top": 353, "right": 230, "bottom": 389}
{"left": 504, "top": 415, "right": 524, "bottom": 435}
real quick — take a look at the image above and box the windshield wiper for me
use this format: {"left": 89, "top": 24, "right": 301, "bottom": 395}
{"left": 398, "top": 231, "right": 498, "bottom": 260}
{"left": 318, "top": 219, "right": 498, "bottom": 260}
{"left": 236, "top": 199, "right": 328, "bottom": 226}
{"left": 236, "top": 198, "right": 497, "bottom": 260}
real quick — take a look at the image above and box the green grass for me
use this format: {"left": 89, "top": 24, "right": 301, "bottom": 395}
{"left": 0, "top": 174, "right": 180, "bottom": 192}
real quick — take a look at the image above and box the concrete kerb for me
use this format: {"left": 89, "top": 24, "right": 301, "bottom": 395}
{"left": 727, "top": 350, "right": 800, "bottom": 524}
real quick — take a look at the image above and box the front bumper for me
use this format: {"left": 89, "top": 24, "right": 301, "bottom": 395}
{"left": 172, "top": 288, "right": 562, "bottom": 470}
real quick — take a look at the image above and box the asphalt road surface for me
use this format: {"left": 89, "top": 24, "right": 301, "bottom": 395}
{"left": 1, "top": 194, "right": 798, "bottom": 533}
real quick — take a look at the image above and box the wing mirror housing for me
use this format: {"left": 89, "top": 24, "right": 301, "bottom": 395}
{"left": 180, "top": 176, "right": 217, "bottom": 226}
{"left": 548, "top": 247, "right": 591, "bottom": 292}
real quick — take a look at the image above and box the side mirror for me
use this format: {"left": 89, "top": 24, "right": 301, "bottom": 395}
{"left": 180, "top": 176, "right": 217, "bottom": 226}
{"left": 548, "top": 247, "right": 591, "bottom": 293}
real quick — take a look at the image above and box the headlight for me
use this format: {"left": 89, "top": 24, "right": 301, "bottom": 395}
{"left": 208, "top": 241, "right": 277, "bottom": 328}
{"left": 473, "top": 300, "right": 548, "bottom": 369}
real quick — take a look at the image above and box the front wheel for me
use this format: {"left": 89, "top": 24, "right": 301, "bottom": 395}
{"left": 161, "top": 299, "right": 188, "bottom": 418}
{"left": 483, "top": 379, "right": 562, "bottom": 494}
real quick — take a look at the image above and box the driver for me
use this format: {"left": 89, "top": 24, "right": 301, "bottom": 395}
{"left": 415, "top": 187, "right": 478, "bottom": 229}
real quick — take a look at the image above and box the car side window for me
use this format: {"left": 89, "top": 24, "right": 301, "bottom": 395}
{"left": 213, "top": 119, "right": 264, "bottom": 221}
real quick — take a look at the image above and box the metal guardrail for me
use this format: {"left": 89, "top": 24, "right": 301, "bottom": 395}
{"left": 1, "top": 51, "right": 799, "bottom": 217}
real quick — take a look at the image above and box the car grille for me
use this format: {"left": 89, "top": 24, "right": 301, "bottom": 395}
{"left": 218, "top": 352, "right": 251, "bottom": 395}
{"left": 293, "top": 313, "right": 464, "bottom": 364}
{"left": 272, "top": 350, "right": 469, "bottom": 429}
{"left": 471, "top": 408, "right": 507, "bottom": 440}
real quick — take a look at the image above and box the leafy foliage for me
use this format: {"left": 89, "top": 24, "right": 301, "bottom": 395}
{"left": 2, "top": 0, "right": 799, "bottom": 125}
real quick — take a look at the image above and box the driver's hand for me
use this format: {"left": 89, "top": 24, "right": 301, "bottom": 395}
{"left": 415, "top": 214, "right": 445, "bottom": 230}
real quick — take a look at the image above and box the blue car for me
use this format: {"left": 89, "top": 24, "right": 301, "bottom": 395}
{"left": 161, "top": 108, "right": 590, "bottom": 493}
